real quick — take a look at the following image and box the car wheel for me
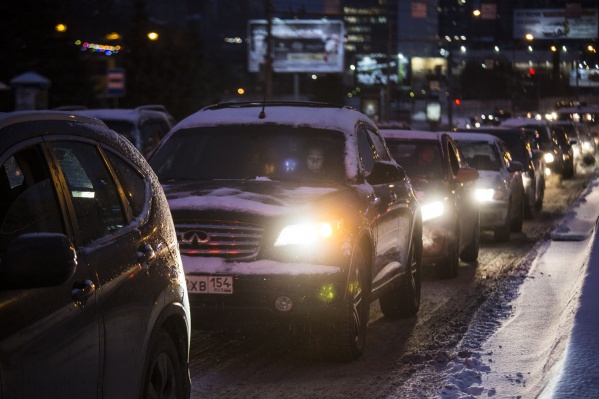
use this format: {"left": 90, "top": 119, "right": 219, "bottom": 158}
{"left": 141, "top": 329, "right": 185, "bottom": 399}
{"left": 563, "top": 159, "right": 574, "bottom": 179}
{"left": 534, "top": 177, "right": 545, "bottom": 211}
{"left": 523, "top": 189, "right": 534, "bottom": 219}
{"left": 460, "top": 212, "right": 480, "bottom": 262}
{"left": 437, "top": 230, "right": 459, "bottom": 279}
{"left": 510, "top": 196, "right": 523, "bottom": 232}
{"left": 494, "top": 202, "right": 511, "bottom": 242}
{"left": 326, "top": 244, "right": 370, "bottom": 361}
{"left": 379, "top": 230, "right": 422, "bottom": 318}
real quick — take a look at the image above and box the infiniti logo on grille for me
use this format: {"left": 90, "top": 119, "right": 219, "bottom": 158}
{"left": 181, "top": 230, "right": 210, "bottom": 245}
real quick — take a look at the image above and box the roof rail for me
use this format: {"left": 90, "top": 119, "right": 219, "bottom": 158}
{"left": 201, "top": 101, "right": 352, "bottom": 111}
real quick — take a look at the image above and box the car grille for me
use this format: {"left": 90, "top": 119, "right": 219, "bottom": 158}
{"left": 175, "top": 221, "right": 264, "bottom": 259}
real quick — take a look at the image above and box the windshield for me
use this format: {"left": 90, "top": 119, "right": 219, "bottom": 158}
{"left": 493, "top": 134, "right": 529, "bottom": 162}
{"left": 149, "top": 125, "right": 346, "bottom": 183}
{"left": 386, "top": 140, "right": 443, "bottom": 180}
{"left": 456, "top": 141, "right": 502, "bottom": 171}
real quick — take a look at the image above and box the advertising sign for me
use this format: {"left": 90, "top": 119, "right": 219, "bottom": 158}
{"left": 513, "top": 8, "right": 598, "bottom": 40}
{"left": 355, "top": 54, "right": 407, "bottom": 86}
{"left": 569, "top": 67, "right": 599, "bottom": 88}
{"left": 248, "top": 20, "right": 344, "bottom": 73}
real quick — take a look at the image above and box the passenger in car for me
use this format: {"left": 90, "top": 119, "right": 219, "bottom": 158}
{"left": 305, "top": 144, "right": 325, "bottom": 174}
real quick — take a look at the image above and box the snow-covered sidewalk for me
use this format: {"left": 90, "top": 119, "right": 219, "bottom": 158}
{"left": 437, "top": 174, "right": 599, "bottom": 399}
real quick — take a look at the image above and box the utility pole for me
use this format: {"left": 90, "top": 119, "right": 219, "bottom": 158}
{"left": 264, "top": 0, "right": 273, "bottom": 100}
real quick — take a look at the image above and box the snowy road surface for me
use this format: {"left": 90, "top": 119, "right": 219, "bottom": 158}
{"left": 435, "top": 172, "right": 599, "bottom": 399}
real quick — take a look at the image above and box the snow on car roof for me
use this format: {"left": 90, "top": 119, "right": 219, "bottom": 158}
{"left": 500, "top": 117, "right": 549, "bottom": 127}
{"left": 379, "top": 129, "right": 445, "bottom": 141}
{"left": 73, "top": 108, "right": 166, "bottom": 123}
{"left": 174, "top": 103, "right": 376, "bottom": 134}
{"left": 449, "top": 131, "right": 501, "bottom": 143}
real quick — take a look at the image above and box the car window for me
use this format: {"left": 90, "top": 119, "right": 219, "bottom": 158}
{"left": 0, "top": 145, "right": 64, "bottom": 253}
{"left": 457, "top": 141, "right": 502, "bottom": 171}
{"left": 357, "top": 128, "right": 376, "bottom": 173}
{"left": 139, "top": 118, "right": 170, "bottom": 155}
{"left": 366, "top": 129, "right": 391, "bottom": 162}
{"left": 386, "top": 140, "right": 443, "bottom": 180}
{"left": 104, "top": 151, "right": 147, "bottom": 217}
{"left": 447, "top": 141, "right": 460, "bottom": 175}
{"left": 52, "top": 142, "right": 127, "bottom": 245}
{"left": 150, "top": 125, "right": 346, "bottom": 183}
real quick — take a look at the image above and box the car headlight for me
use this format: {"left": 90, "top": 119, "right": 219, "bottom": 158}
{"left": 274, "top": 221, "right": 338, "bottom": 247}
{"left": 421, "top": 201, "right": 444, "bottom": 222}
{"left": 544, "top": 152, "right": 555, "bottom": 163}
{"left": 475, "top": 188, "right": 505, "bottom": 202}
{"left": 583, "top": 141, "right": 593, "bottom": 151}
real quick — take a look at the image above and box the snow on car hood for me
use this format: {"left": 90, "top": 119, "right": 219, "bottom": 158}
{"left": 475, "top": 170, "right": 508, "bottom": 189}
{"left": 162, "top": 179, "right": 362, "bottom": 218}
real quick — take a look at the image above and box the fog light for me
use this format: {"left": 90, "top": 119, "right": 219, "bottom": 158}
{"left": 274, "top": 296, "right": 293, "bottom": 312}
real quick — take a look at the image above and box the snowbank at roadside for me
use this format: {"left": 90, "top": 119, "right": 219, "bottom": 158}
{"left": 436, "top": 173, "right": 599, "bottom": 399}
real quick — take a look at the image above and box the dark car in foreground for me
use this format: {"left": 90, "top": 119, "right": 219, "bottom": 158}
{"left": 381, "top": 129, "right": 480, "bottom": 278}
{"left": 449, "top": 132, "right": 525, "bottom": 242}
{"left": 148, "top": 101, "right": 423, "bottom": 361}
{"left": 455, "top": 126, "right": 546, "bottom": 217}
{"left": 0, "top": 111, "right": 191, "bottom": 398}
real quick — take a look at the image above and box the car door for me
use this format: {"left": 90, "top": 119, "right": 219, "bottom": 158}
{"left": 0, "top": 141, "right": 100, "bottom": 399}
{"left": 357, "top": 125, "right": 413, "bottom": 289}
{"left": 47, "top": 140, "right": 160, "bottom": 398}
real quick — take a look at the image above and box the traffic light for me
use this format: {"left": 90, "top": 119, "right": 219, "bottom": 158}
{"left": 529, "top": 67, "right": 536, "bottom": 76}
{"left": 454, "top": 98, "right": 461, "bottom": 106}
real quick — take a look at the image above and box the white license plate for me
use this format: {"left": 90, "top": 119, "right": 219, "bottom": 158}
{"left": 186, "top": 275, "right": 233, "bottom": 294}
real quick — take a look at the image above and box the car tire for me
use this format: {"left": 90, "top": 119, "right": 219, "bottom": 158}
{"left": 460, "top": 212, "right": 480, "bottom": 262}
{"left": 379, "top": 230, "right": 422, "bottom": 318}
{"left": 562, "top": 158, "right": 574, "bottom": 179}
{"left": 510, "top": 196, "right": 523, "bottom": 232}
{"left": 437, "top": 231, "right": 459, "bottom": 279}
{"left": 494, "top": 202, "right": 511, "bottom": 242}
{"left": 325, "top": 244, "right": 371, "bottom": 361}
{"left": 141, "top": 329, "right": 185, "bottom": 399}
{"left": 534, "top": 177, "right": 545, "bottom": 212}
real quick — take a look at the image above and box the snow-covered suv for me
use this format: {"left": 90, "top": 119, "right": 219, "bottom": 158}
{"left": 148, "top": 101, "right": 423, "bottom": 361}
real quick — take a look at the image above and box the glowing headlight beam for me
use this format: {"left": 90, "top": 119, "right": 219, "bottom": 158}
{"left": 544, "top": 153, "right": 555, "bottom": 163}
{"left": 421, "top": 201, "right": 444, "bottom": 222}
{"left": 274, "top": 222, "right": 335, "bottom": 247}
{"left": 475, "top": 188, "right": 495, "bottom": 202}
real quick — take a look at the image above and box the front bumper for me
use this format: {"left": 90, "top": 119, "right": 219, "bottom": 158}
{"left": 183, "top": 257, "right": 347, "bottom": 329}
{"left": 479, "top": 201, "right": 509, "bottom": 229}
{"left": 422, "top": 221, "right": 457, "bottom": 264}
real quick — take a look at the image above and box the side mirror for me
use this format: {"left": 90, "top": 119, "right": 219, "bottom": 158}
{"left": 455, "top": 167, "right": 479, "bottom": 183}
{"left": 508, "top": 161, "right": 524, "bottom": 173}
{"left": 0, "top": 233, "right": 77, "bottom": 290}
{"left": 366, "top": 161, "right": 406, "bottom": 185}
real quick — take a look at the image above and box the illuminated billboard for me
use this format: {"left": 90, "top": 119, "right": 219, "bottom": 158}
{"left": 248, "top": 20, "right": 344, "bottom": 73}
{"left": 513, "top": 8, "right": 598, "bottom": 40}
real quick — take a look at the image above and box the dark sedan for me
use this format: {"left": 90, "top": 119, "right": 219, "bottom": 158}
{"left": 149, "top": 101, "right": 423, "bottom": 361}
{"left": 381, "top": 129, "right": 480, "bottom": 278}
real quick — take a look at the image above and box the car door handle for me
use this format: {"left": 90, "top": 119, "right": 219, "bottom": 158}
{"left": 138, "top": 243, "right": 156, "bottom": 270}
{"left": 72, "top": 279, "right": 95, "bottom": 305}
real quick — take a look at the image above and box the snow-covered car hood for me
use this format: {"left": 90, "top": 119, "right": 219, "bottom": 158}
{"left": 475, "top": 170, "right": 509, "bottom": 190}
{"left": 162, "top": 179, "right": 360, "bottom": 219}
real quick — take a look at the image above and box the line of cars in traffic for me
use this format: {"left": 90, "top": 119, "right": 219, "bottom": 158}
{"left": 1, "top": 103, "right": 597, "bottom": 397}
